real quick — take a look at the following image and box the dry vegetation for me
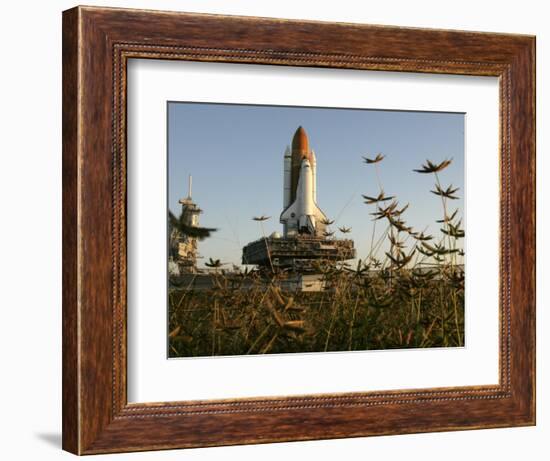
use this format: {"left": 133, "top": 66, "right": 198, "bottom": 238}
{"left": 169, "top": 155, "right": 464, "bottom": 357}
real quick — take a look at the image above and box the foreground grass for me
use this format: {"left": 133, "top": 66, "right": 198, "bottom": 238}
{"left": 168, "top": 265, "right": 464, "bottom": 357}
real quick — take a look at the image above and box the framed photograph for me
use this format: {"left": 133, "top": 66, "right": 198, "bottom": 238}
{"left": 62, "top": 6, "right": 535, "bottom": 454}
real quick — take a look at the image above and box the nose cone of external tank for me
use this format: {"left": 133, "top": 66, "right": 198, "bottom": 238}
{"left": 291, "top": 126, "right": 310, "bottom": 153}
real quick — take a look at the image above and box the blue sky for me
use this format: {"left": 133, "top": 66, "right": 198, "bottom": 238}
{"left": 168, "top": 102, "right": 464, "bottom": 268}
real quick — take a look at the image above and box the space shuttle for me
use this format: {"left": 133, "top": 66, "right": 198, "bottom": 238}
{"left": 280, "top": 126, "right": 327, "bottom": 237}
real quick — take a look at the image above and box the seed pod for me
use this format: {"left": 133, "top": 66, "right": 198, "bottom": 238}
{"left": 283, "top": 320, "right": 306, "bottom": 333}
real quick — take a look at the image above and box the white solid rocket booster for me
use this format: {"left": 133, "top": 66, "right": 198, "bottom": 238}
{"left": 283, "top": 146, "right": 292, "bottom": 209}
{"left": 311, "top": 149, "right": 317, "bottom": 201}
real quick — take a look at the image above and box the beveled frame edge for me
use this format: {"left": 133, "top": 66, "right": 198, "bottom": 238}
{"left": 62, "top": 5, "right": 535, "bottom": 455}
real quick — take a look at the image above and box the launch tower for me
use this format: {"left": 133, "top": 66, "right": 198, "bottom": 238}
{"left": 171, "top": 175, "right": 202, "bottom": 273}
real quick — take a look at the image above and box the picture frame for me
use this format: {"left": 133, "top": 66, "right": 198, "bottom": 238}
{"left": 62, "top": 5, "right": 535, "bottom": 455}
